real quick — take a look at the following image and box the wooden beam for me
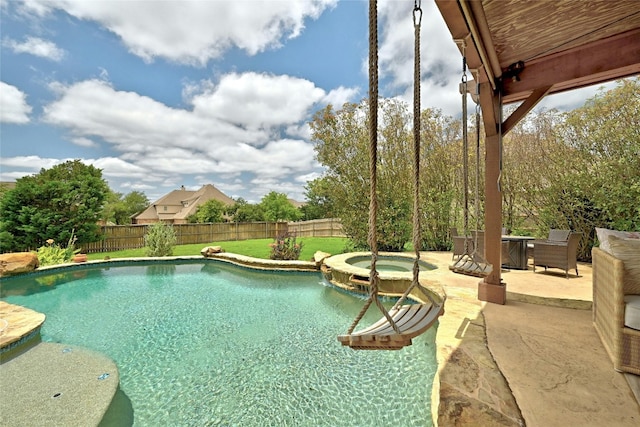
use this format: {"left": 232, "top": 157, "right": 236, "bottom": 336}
{"left": 502, "top": 86, "right": 552, "bottom": 135}
{"left": 478, "top": 81, "right": 499, "bottom": 137}
{"left": 459, "top": 0, "right": 498, "bottom": 90}
{"left": 502, "top": 29, "right": 640, "bottom": 103}
{"left": 466, "top": 0, "right": 502, "bottom": 81}
{"left": 434, "top": 0, "right": 492, "bottom": 87}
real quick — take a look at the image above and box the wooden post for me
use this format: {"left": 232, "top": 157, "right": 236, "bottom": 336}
{"left": 477, "top": 82, "right": 506, "bottom": 304}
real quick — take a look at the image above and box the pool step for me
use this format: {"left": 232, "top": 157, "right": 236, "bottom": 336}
{"left": 0, "top": 342, "right": 119, "bottom": 426}
{"left": 1, "top": 302, "right": 119, "bottom": 426}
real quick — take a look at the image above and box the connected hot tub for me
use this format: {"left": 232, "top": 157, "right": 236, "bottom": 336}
{"left": 321, "top": 252, "right": 442, "bottom": 298}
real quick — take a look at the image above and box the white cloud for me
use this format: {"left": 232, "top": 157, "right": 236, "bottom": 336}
{"left": 536, "top": 82, "right": 618, "bottom": 112}
{"left": 40, "top": 73, "right": 326, "bottom": 199}
{"left": 0, "top": 155, "right": 56, "bottom": 170}
{"left": 190, "top": 72, "right": 326, "bottom": 129}
{"left": 322, "top": 86, "right": 360, "bottom": 108}
{"left": 87, "top": 157, "right": 150, "bottom": 179}
{"left": 0, "top": 82, "right": 33, "bottom": 124}
{"left": 377, "top": 1, "right": 462, "bottom": 116}
{"left": 71, "top": 137, "right": 98, "bottom": 148}
{"left": 24, "top": 0, "right": 338, "bottom": 66}
{"left": 3, "top": 36, "right": 65, "bottom": 61}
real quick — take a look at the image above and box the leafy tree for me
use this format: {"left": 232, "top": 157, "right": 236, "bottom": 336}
{"left": 120, "top": 191, "right": 149, "bottom": 224}
{"left": 419, "top": 108, "right": 463, "bottom": 250}
{"left": 259, "top": 191, "right": 302, "bottom": 222}
{"left": 501, "top": 78, "right": 639, "bottom": 259}
{"left": 0, "top": 182, "right": 14, "bottom": 200}
{"left": 311, "top": 100, "right": 461, "bottom": 251}
{"left": 501, "top": 107, "right": 564, "bottom": 234}
{"left": 561, "top": 78, "right": 640, "bottom": 233}
{"left": 190, "top": 199, "right": 225, "bottom": 223}
{"left": 0, "top": 160, "right": 109, "bottom": 252}
{"left": 101, "top": 190, "right": 122, "bottom": 225}
{"left": 227, "top": 198, "right": 265, "bottom": 222}
{"left": 102, "top": 190, "right": 149, "bottom": 225}
{"left": 301, "top": 176, "right": 336, "bottom": 220}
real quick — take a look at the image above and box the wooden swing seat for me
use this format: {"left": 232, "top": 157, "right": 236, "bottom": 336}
{"left": 449, "top": 254, "right": 492, "bottom": 277}
{"left": 337, "top": 302, "right": 445, "bottom": 350}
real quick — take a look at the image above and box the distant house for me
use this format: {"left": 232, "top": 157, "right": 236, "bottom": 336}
{"left": 132, "top": 184, "right": 234, "bottom": 225}
{"left": 288, "top": 198, "right": 306, "bottom": 209}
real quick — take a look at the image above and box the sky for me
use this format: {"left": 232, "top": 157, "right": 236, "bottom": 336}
{"left": 0, "top": 0, "right": 616, "bottom": 204}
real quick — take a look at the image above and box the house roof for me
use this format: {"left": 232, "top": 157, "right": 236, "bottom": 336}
{"left": 134, "top": 184, "right": 234, "bottom": 221}
{"left": 173, "top": 184, "right": 234, "bottom": 220}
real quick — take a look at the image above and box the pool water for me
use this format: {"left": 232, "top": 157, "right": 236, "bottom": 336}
{"left": 1, "top": 261, "right": 437, "bottom": 426}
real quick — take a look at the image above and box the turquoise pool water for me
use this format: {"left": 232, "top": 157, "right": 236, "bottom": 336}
{"left": 346, "top": 255, "right": 437, "bottom": 273}
{"left": 1, "top": 260, "right": 437, "bottom": 426}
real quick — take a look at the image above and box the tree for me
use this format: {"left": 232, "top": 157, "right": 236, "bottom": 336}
{"left": 500, "top": 78, "right": 639, "bottom": 259}
{"left": 227, "top": 198, "right": 265, "bottom": 222}
{"left": 301, "top": 176, "right": 336, "bottom": 220}
{"left": 311, "top": 100, "right": 461, "bottom": 251}
{"left": 259, "top": 191, "right": 302, "bottom": 222}
{"left": 190, "top": 199, "right": 225, "bottom": 223}
{"left": 102, "top": 190, "right": 149, "bottom": 225}
{"left": 418, "top": 107, "right": 463, "bottom": 250}
{"left": 120, "top": 191, "right": 149, "bottom": 224}
{"left": 0, "top": 160, "right": 109, "bottom": 252}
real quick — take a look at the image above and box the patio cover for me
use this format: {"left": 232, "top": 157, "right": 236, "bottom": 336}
{"left": 434, "top": 0, "right": 640, "bottom": 303}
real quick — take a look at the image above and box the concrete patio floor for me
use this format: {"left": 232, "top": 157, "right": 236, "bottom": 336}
{"left": 422, "top": 251, "right": 640, "bottom": 426}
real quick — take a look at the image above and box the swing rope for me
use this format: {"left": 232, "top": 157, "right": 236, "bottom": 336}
{"left": 449, "top": 43, "right": 492, "bottom": 277}
{"left": 342, "top": 0, "right": 440, "bottom": 346}
{"left": 346, "top": 0, "right": 399, "bottom": 336}
{"left": 391, "top": 0, "right": 436, "bottom": 311}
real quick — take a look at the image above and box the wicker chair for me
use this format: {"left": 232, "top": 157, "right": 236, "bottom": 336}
{"left": 592, "top": 247, "right": 640, "bottom": 375}
{"left": 533, "top": 230, "right": 582, "bottom": 278}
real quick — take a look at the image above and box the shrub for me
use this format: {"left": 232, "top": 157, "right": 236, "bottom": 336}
{"left": 269, "top": 232, "right": 303, "bottom": 260}
{"left": 145, "top": 222, "right": 177, "bottom": 257}
{"left": 37, "top": 233, "right": 78, "bottom": 266}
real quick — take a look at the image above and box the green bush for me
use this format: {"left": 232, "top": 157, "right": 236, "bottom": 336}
{"left": 37, "top": 233, "right": 78, "bottom": 266}
{"left": 269, "top": 233, "right": 303, "bottom": 260}
{"left": 145, "top": 222, "right": 177, "bottom": 257}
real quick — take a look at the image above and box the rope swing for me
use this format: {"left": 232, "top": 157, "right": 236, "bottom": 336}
{"left": 337, "top": 0, "right": 445, "bottom": 351}
{"left": 449, "top": 42, "right": 492, "bottom": 277}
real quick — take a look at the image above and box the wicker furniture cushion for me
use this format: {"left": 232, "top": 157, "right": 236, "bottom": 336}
{"left": 608, "top": 235, "right": 640, "bottom": 294}
{"left": 596, "top": 227, "right": 640, "bottom": 254}
{"left": 624, "top": 295, "right": 640, "bottom": 330}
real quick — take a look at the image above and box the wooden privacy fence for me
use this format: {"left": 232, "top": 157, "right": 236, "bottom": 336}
{"left": 83, "top": 218, "right": 344, "bottom": 253}
{"left": 286, "top": 218, "right": 345, "bottom": 238}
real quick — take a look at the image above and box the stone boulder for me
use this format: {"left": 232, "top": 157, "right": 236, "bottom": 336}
{"left": 0, "top": 252, "right": 39, "bottom": 277}
{"left": 201, "top": 246, "right": 224, "bottom": 257}
{"left": 312, "top": 251, "right": 332, "bottom": 266}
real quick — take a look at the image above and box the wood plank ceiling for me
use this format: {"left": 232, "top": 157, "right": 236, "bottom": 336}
{"left": 435, "top": 0, "right": 640, "bottom": 106}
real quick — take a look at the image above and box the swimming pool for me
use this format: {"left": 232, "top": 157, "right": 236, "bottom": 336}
{"left": 1, "top": 260, "right": 437, "bottom": 426}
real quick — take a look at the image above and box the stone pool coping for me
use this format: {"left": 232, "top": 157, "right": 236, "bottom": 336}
{"left": 322, "top": 251, "right": 447, "bottom": 304}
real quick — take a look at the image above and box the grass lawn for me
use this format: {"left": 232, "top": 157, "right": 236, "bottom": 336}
{"left": 86, "top": 237, "right": 350, "bottom": 262}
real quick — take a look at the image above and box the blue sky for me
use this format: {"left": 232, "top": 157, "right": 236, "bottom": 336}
{"left": 0, "top": 0, "right": 614, "bottom": 204}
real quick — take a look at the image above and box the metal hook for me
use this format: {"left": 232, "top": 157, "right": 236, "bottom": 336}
{"left": 413, "top": 0, "right": 422, "bottom": 27}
